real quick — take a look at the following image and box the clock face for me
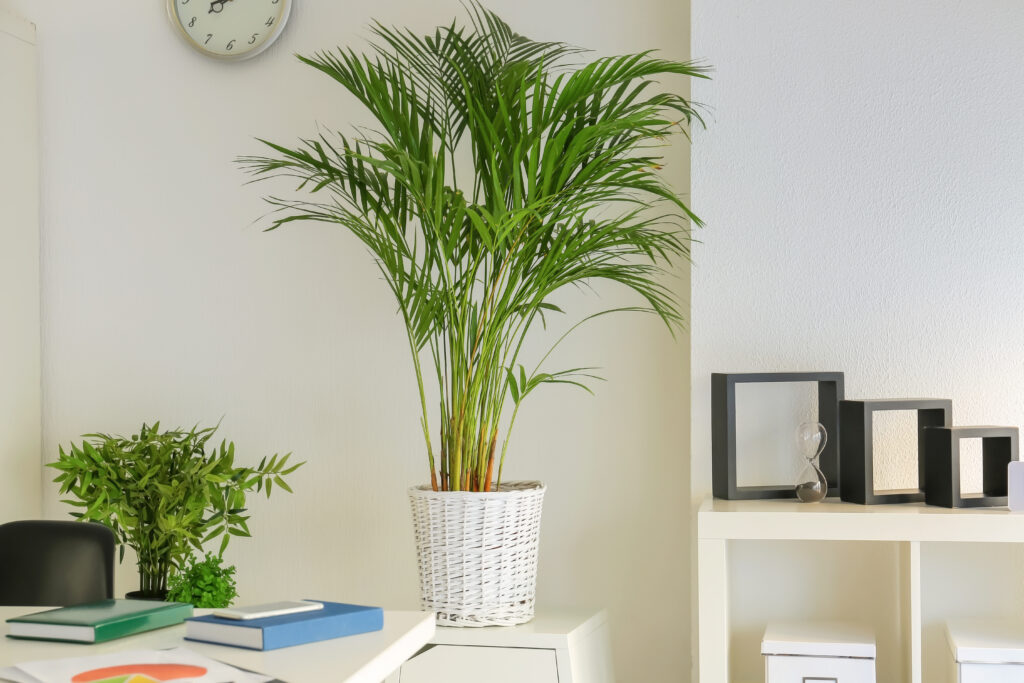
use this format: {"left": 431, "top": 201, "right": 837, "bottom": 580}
{"left": 168, "top": 0, "right": 291, "bottom": 60}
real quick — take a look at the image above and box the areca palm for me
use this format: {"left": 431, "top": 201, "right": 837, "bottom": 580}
{"left": 239, "top": 3, "right": 708, "bottom": 492}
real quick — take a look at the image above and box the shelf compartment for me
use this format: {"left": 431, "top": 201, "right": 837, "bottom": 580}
{"left": 723, "top": 539, "right": 905, "bottom": 683}
{"left": 696, "top": 498, "right": 1024, "bottom": 682}
{"left": 920, "top": 542, "right": 1024, "bottom": 683}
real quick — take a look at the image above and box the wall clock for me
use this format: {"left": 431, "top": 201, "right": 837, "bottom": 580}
{"left": 167, "top": 0, "right": 292, "bottom": 61}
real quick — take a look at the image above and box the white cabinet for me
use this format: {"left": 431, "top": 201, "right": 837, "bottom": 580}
{"left": 956, "top": 663, "right": 1024, "bottom": 683}
{"left": 946, "top": 619, "right": 1024, "bottom": 683}
{"left": 398, "top": 645, "right": 558, "bottom": 683}
{"left": 762, "top": 621, "right": 876, "bottom": 683}
{"left": 766, "top": 655, "right": 875, "bottom": 683}
{"left": 697, "top": 499, "right": 1024, "bottom": 683}
{"left": 0, "top": 9, "right": 41, "bottom": 521}
{"left": 387, "top": 609, "right": 612, "bottom": 683}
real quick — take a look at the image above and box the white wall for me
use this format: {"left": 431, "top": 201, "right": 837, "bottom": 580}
{"left": 0, "top": 0, "right": 692, "bottom": 679}
{"left": 0, "top": 11, "right": 41, "bottom": 522}
{"left": 692, "top": 0, "right": 1024, "bottom": 678}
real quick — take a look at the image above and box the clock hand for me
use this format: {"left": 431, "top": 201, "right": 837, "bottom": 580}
{"left": 208, "top": 0, "right": 233, "bottom": 13}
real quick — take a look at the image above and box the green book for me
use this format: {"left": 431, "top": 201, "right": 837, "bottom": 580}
{"left": 6, "top": 599, "right": 193, "bottom": 643}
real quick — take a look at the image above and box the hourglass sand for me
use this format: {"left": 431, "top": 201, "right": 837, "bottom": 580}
{"left": 795, "top": 422, "right": 828, "bottom": 503}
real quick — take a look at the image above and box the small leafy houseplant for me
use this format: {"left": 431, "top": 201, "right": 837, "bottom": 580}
{"left": 50, "top": 422, "right": 302, "bottom": 598}
{"left": 239, "top": 3, "right": 705, "bottom": 623}
{"left": 166, "top": 553, "right": 238, "bottom": 608}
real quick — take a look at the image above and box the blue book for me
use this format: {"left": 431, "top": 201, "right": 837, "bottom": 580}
{"left": 184, "top": 600, "right": 383, "bottom": 650}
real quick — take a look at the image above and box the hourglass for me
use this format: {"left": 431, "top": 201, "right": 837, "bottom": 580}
{"left": 795, "top": 422, "right": 828, "bottom": 503}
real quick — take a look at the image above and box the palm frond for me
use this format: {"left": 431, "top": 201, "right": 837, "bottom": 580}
{"left": 239, "top": 1, "right": 708, "bottom": 491}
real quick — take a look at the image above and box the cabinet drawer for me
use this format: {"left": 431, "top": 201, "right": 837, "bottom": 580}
{"left": 766, "top": 654, "right": 875, "bottom": 683}
{"left": 399, "top": 644, "right": 558, "bottom": 683}
{"left": 960, "top": 662, "right": 1024, "bottom": 682}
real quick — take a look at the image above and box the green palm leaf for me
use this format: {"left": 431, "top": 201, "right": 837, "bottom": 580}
{"left": 239, "top": 1, "right": 709, "bottom": 491}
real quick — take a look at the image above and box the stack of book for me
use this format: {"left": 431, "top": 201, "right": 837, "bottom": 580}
{"left": 6, "top": 600, "right": 193, "bottom": 643}
{"left": 184, "top": 601, "right": 383, "bottom": 650}
{"left": 4, "top": 598, "right": 382, "bottom": 653}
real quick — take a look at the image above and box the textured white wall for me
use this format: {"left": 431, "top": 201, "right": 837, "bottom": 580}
{"left": 0, "top": 0, "right": 692, "bottom": 678}
{"left": 692, "top": 0, "right": 1024, "bottom": 677}
{"left": 0, "top": 12, "right": 41, "bottom": 522}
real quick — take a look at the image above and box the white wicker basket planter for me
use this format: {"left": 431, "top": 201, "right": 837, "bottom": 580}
{"left": 408, "top": 480, "right": 546, "bottom": 627}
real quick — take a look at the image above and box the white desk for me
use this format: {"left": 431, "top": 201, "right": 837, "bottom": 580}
{"left": 1, "top": 607, "right": 435, "bottom": 683}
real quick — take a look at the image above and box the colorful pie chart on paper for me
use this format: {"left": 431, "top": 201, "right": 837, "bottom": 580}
{"left": 70, "top": 663, "right": 208, "bottom": 682}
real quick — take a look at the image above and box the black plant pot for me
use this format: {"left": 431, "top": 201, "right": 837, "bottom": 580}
{"left": 125, "top": 589, "right": 168, "bottom": 601}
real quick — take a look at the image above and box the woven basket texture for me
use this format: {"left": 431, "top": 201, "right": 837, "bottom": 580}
{"left": 408, "top": 481, "right": 546, "bottom": 627}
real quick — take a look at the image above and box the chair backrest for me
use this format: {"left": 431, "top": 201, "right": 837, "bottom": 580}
{"left": 0, "top": 520, "right": 115, "bottom": 606}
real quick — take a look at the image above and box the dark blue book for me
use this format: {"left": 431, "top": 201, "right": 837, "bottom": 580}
{"left": 184, "top": 600, "right": 383, "bottom": 650}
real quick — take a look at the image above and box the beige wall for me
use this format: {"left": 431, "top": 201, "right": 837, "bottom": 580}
{"left": 1, "top": 0, "right": 692, "bottom": 678}
{"left": 0, "top": 11, "right": 40, "bottom": 522}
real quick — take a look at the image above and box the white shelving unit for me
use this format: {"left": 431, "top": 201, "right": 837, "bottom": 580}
{"left": 697, "top": 498, "right": 1024, "bottom": 683}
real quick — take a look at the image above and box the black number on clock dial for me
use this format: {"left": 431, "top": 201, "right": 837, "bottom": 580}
{"left": 205, "top": 33, "right": 213, "bottom": 45}
{"left": 265, "top": 16, "right": 275, "bottom": 26}
{"left": 188, "top": 17, "right": 196, "bottom": 27}
{"left": 249, "top": 33, "right": 259, "bottom": 44}
{"left": 226, "top": 39, "right": 235, "bottom": 50}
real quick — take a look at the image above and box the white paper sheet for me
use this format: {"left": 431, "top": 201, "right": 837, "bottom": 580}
{"left": 0, "top": 665, "right": 43, "bottom": 683}
{"left": 9, "top": 647, "right": 272, "bottom": 683}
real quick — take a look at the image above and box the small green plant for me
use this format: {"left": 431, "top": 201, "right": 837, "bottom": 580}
{"left": 49, "top": 422, "right": 303, "bottom": 597}
{"left": 167, "top": 553, "right": 238, "bottom": 608}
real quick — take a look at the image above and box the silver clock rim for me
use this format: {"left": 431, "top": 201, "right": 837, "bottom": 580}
{"left": 166, "top": 0, "right": 292, "bottom": 62}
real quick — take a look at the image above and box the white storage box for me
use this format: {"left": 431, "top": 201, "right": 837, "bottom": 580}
{"left": 762, "top": 621, "right": 876, "bottom": 683}
{"left": 946, "top": 619, "right": 1024, "bottom": 683}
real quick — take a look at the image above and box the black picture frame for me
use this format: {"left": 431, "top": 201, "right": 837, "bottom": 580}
{"left": 839, "top": 398, "right": 952, "bottom": 504}
{"left": 923, "top": 426, "right": 1020, "bottom": 508}
{"left": 711, "top": 372, "right": 844, "bottom": 500}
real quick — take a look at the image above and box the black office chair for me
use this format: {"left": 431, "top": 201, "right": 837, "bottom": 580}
{"left": 0, "top": 520, "right": 115, "bottom": 606}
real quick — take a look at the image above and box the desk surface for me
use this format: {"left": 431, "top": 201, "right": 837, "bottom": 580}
{"left": 0, "top": 606, "right": 435, "bottom": 683}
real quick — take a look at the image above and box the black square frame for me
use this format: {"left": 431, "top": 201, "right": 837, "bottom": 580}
{"left": 923, "top": 426, "right": 1020, "bottom": 508}
{"left": 712, "top": 372, "right": 844, "bottom": 500}
{"left": 839, "top": 398, "right": 952, "bottom": 505}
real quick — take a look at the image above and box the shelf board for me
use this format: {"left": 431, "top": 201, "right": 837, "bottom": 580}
{"left": 699, "top": 498, "right": 1024, "bottom": 543}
